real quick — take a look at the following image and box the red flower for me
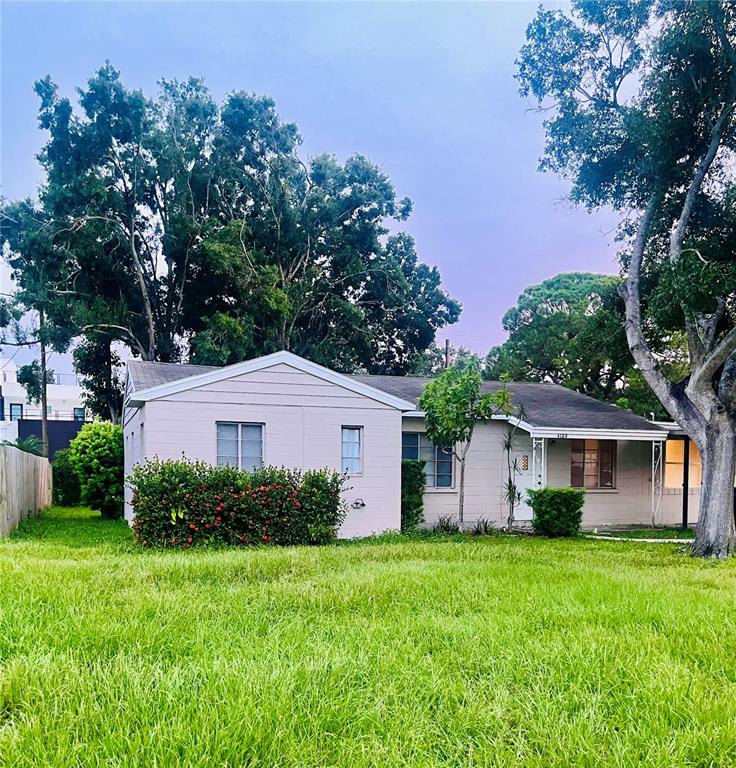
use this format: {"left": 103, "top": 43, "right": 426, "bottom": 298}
{"left": 216, "top": 516, "right": 222, "bottom": 522}
{"left": 187, "top": 537, "right": 193, "bottom": 543}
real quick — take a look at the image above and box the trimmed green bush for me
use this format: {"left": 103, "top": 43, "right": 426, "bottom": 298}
{"left": 129, "top": 458, "right": 347, "bottom": 548}
{"left": 52, "top": 448, "right": 81, "bottom": 506}
{"left": 68, "top": 422, "right": 124, "bottom": 519}
{"left": 528, "top": 486, "right": 585, "bottom": 537}
{"left": 401, "top": 459, "right": 426, "bottom": 532}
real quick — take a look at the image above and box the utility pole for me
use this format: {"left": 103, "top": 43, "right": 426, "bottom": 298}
{"left": 39, "top": 308, "right": 49, "bottom": 459}
{"left": 444, "top": 338, "right": 450, "bottom": 369}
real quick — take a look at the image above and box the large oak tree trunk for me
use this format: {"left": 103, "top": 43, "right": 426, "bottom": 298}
{"left": 693, "top": 416, "right": 736, "bottom": 558}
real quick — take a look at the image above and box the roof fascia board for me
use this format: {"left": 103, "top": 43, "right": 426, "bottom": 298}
{"left": 129, "top": 351, "right": 416, "bottom": 411}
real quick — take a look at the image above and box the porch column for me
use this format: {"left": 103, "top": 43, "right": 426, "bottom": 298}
{"left": 651, "top": 440, "right": 664, "bottom": 527}
{"left": 532, "top": 437, "right": 546, "bottom": 490}
{"left": 682, "top": 436, "right": 690, "bottom": 530}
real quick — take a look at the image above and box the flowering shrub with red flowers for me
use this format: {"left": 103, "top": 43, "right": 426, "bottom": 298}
{"left": 129, "top": 458, "right": 347, "bottom": 548}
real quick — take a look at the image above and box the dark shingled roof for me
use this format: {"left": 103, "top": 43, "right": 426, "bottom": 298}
{"left": 126, "top": 360, "right": 219, "bottom": 393}
{"left": 350, "top": 375, "right": 663, "bottom": 432}
{"left": 126, "top": 360, "right": 663, "bottom": 432}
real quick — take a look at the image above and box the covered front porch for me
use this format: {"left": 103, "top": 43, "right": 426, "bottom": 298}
{"left": 505, "top": 420, "right": 671, "bottom": 528}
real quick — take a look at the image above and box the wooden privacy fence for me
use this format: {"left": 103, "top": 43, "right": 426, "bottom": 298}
{"left": 0, "top": 445, "right": 52, "bottom": 537}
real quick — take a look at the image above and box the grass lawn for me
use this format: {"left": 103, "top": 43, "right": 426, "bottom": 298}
{"left": 2, "top": 508, "right": 736, "bottom": 767}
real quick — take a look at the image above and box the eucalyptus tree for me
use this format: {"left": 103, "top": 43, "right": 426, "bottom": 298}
{"left": 517, "top": 1, "right": 736, "bottom": 556}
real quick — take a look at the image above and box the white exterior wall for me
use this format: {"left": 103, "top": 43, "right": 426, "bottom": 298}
{"left": 125, "top": 363, "right": 402, "bottom": 537}
{"left": 0, "top": 359, "right": 84, "bottom": 420}
{"left": 546, "top": 438, "right": 699, "bottom": 527}
{"left": 403, "top": 417, "right": 690, "bottom": 530}
{"left": 123, "top": 405, "right": 145, "bottom": 520}
{"left": 403, "top": 416, "right": 510, "bottom": 527}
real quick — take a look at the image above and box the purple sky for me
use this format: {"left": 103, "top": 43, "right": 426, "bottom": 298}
{"left": 1, "top": 1, "right": 618, "bottom": 367}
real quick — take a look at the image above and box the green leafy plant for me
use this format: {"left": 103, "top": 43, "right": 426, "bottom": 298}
{"left": 400, "top": 459, "right": 425, "bottom": 533}
{"left": 527, "top": 487, "right": 585, "bottom": 538}
{"left": 2, "top": 435, "right": 43, "bottom": 456}
{"left": 467, "top": 517, "right": 496, "bottom": 536}
{"left": 129, "top": 458, "right": 347, "bottom": 548}
{"left": 419, "top": 358, "right": 512, "bottom": 529}
{"left": 68, "top": 422, "right": 124, "bottom": 519}
{"left": 52, "top": 448, "right": 81, "bottom": 506}
{"left": 431, "top": 515, "right": 461, "bottom": 535}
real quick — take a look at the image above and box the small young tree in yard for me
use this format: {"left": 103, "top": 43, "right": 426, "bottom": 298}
{"left": 419, "top": 359, "right": 512, "bottom": 529}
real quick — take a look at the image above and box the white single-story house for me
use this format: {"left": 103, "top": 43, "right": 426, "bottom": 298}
{"left": 123, "top": 351, "right": 699, "bottom": 536}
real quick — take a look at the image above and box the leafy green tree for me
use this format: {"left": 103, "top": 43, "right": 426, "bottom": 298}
{"left": 68, "top": 422, "right": 124, "bottom": 519}
{"left": 16, "top": 361, "right": 55, "bottom": 405}
{"left": 409, "top": 341, "right": 473, "bottom": 376}
{"left": 0, "top": 199, "right": 76, "bottom": 456}
{"left": 419, "top": 359, "right": 512, "bottom": 528}
{"left": 485, "top": 272, "right": 687, "bottom": 419}
{"left": 24, "top": 65, "right": 459, "bottom": 387}
{"left": 72, "top": 337, "right": 125, "bottom": 423}
{"left": 518, "top": 0, "right": 736, "bottom": 557}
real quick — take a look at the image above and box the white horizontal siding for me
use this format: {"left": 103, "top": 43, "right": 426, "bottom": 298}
{"left": 128, "top": 363, "right": 402, "bottom": 537}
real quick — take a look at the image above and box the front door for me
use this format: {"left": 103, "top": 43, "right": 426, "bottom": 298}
{"left": 509, "top": 437, "right": 535, "bottom": 521}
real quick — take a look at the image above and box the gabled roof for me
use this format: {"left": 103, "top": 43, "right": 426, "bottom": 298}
{"left": 125, "top": 354, "right": 667, "bottom": 439}
{"left": 349, "top": 375, "right": 666, "bottom": 439}
{"left": 125, "top": 351, "right": 417, "bottom": 411}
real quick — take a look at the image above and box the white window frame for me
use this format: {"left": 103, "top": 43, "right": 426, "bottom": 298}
{"left": 401, "top": 432, "right": 454, "bottom": 489}
{"left": 216, "top": 422, "right": 264, "bottom": 471}
{"left": 341, "top": 426, "right": 363, "bottom": 475}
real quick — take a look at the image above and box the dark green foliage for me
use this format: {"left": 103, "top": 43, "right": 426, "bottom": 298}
{"left": 52, "top": 448, "right": 81, "bottom": 506}
{"left": 400, "top": 459, "right": 425, "bottom": 532}
{"left": 8, "top": 64, "right": 460, "bottom": 398}
{"left": 68, "top": 423, "right": 124, "bottom": 519}
{"left": 17, "top": 361, "right": 55, "bottom": 406}
{"left": 484, "top": 273, "right": 686, "bottom": 419}
{"left": 73, "top": 337, "right": 125, "bottom": 423}
{"left": 3, "top": 436, "right": 44, "bottom": 456}
{"left": 432, "top": 515, "right": 460, "bottom": 535}
{"left": 130, "top": 458, "right": 346, "bottom": 548}
{"left": 467, "top": 517, "right": 497, "bottom": 536}
{"left": 528, "top": 487, "right": 585, "bottom": 538}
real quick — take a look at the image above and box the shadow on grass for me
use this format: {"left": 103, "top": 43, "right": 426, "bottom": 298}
{"left": 9, "top": 506, "right": 134, "bottom": 549}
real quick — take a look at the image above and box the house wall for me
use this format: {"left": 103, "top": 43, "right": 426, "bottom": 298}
{"left": 402, "top": 416, "right": 693, "bottom": 530}
{"left": 123, "top": 404, "right": 145, "bottom": 520}
{"left": 402, "top": 416, "right": 509, "bottom": 527}
{"left": 125, "top": 363, "right": 402, "bottom": 537}
{"left": 546, "top": 438, "right": 699, "bottom": 527}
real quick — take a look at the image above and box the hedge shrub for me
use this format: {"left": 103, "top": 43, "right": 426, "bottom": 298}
{"left": 401, "top": 459, "right": 425, "bottom": 532}
{"left": 52, "top": 448, "right": 81, "bottom": 506}
{"left": 68, "top": 422, "right": 124, "bottom": 519}
{"left": 527, "top": 487, "right": 585, "bottom": 537}
{"left": 130, "top": 458, "right": 347, "bottom": 548}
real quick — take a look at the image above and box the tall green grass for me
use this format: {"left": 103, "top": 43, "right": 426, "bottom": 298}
{"left": 1, "top": 507, "right": 735, "bottom": 767}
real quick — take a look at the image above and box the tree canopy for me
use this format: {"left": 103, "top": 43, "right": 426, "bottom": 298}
{"left": 1, "top": 64, "right": 460, "bottom": 416}
{"left": 485, "top": 272, "right": 687, "bottom": 419}
{"left": 517, "top": 0, "right": 736, "bottom": 557}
